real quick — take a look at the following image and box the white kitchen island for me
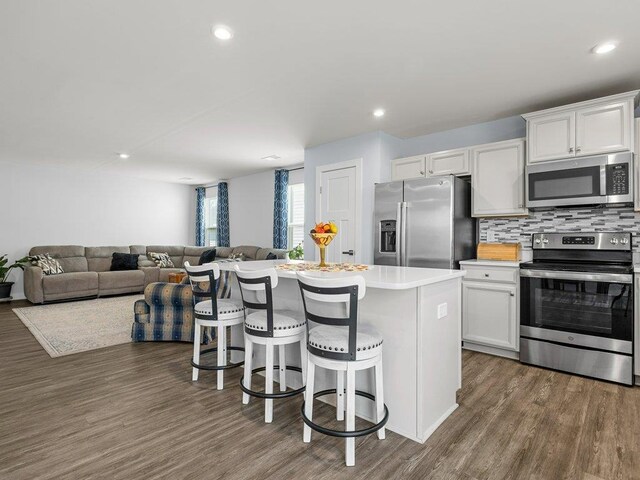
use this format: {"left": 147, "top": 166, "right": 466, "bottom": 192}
{"left": 218, "top": 260, "right": 465, "bottom": 444}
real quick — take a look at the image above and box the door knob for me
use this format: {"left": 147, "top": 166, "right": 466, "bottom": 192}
{"left": 342, "top": 250, "right": 355, "bottom": 255}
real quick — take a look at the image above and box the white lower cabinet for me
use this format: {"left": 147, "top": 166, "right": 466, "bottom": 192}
{"left": 461, "top": 263, "right": 519, "bottom": 358}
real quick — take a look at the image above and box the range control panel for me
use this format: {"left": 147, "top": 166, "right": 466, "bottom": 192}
{"left": 532, "top": 232, "right": 632, "bottom": 250}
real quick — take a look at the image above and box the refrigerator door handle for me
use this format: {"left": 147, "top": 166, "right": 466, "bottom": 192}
{"left": 396, "top": 202, "right": 402, "bottom": 266}
{"left": 401, "top": 202, "right": 408, "bottom": 266}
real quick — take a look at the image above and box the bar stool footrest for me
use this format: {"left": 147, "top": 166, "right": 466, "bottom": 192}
{"left": 300, "top": 389, "right": 389, "bottom": 438}
{"left": 191, "top": 346, "right": 245, "bottom": 371}
{"left": 239, "top": 366, "right": 305, "bottom": 399}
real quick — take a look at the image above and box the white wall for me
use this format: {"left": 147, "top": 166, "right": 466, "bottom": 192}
{"left": 227, "top": 167, "right": 303, "bottom": 248}
{"left": 1, "top": 161, "right": 194, "bottom": 299}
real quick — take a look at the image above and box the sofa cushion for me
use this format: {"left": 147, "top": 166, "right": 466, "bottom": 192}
{"left": 256, "top": 248, "right": 287, "bottom": 260}
{"left": 232, "top": 246, "right": 259, "bottom": 260}
{"left": 86, "top": 246, "right": 132, "bottom": 272}
{"left": 28, "top": 254, "right": 65, "bottom": 275}
{"left": 149, "top": 252, "right": 174, "bottom": 268}
{"left": 198, "top": 248, "right": 216, "bottom": 265}
{"left": 146, "top": 245, "right": 184, "bottom": 268}
{"left": 98, "top": 270, "right": 145, "bottom": 290}
{"left": 183, "top": 246, "right": 211, "bottom": 266}
{"left": 129, "top": 245, "right": 147, "bottom": 255}
{"left": 29, "top": 245, "right": 85, "bottom": 258}
{"left": 110, "top": 253, "right": 139, "bottom": 271}
{"left": 215, "top": 247, "right": 233, "bottom": 258}
{"left": 42, "top": 272, "right": 99, "bottom": 295}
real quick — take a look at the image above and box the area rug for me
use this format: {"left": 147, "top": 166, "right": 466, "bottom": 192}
{"left": 13, "top": 295, "right": 143, "bottom": 358}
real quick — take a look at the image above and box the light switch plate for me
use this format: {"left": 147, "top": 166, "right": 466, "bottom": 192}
{"left": 437, "top": 303, "right": 447, "bottom": 319}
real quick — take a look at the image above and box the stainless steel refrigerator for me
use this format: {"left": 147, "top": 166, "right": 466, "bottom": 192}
{"left": 374, "top": 175, "right": 476, "bottom": 268}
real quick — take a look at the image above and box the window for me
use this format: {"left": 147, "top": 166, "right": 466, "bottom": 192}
{"left": 287, "top": 183, "right": 305, "bottom": 249}
{"left": 205, "top": 196, "right": 218, "bottom": 247}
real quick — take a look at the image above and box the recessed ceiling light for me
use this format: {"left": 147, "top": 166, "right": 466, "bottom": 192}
{"left": 592, "top": 42, "right": 617, "bottom": 54}
{"left": 262, "top": 155, "right": 281, "bottom": 161}
{"left": 213, "top": 25, "right": 233, "bottom": 41}
{"left": 179, "top": 177, "right": 193, "bottom": 181}
{"left": 373, "top": 108, "right": 385, "bottom": 118}
{"left": 118, "top": 153, "right": 130, "bottom": 160}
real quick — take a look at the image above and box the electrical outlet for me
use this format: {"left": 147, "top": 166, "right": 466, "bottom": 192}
{"left": 437, "top": 303, "right": 447, "bottom": 319}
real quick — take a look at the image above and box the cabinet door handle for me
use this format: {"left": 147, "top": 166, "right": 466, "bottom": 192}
{"left": 510, "top": 292, "right": 515, "bottom": 297}
{"left": 576, "top": 147, "right": 581, "bottom": 153}
{"left": 569, "top": 147, "right": 574, "bottom": 153}
{"left": 420, "top": 171, "right": 425, "bottom": 175}
{"left": 484, "top": 273, "right": 490, "bottom": 277}
{"left": 429, "top": 170, "right": 434, "bottom": 174}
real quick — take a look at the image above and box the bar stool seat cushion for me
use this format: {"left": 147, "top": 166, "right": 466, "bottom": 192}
{"left": 245, "top": 310, "right": 306, "bottom": 337}
{"left": 308, "top": 324, "right": 383, "bottom": 361}
{"left": 194, "top": 300, "right": 245, "bottom": 320}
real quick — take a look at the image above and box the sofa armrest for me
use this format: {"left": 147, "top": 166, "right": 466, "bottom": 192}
{"left": 139, "top": 267, "right": 160, "bottom": 287}
{"left": 23, "top": 266, "right": 44, "bottom": 304}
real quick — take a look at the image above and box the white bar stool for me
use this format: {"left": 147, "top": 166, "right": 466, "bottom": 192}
{"left": 184, "top": 262, "right": 245, "bottom": 390}
{"left": 296, "top": 273, "right": 388, "bottom": 467}
{"left": 234, "top": 265, "right": 307, "bottom": 423}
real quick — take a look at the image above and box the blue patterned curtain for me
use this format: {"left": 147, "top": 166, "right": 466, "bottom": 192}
{"left": 273, "top": 169, "right": 289, "bottom": 249}
{"left": 195, "top": 187, "right": 206, "bottom": 247}
{"left": 217, "top": 182, "right": 230, "bottom": 247}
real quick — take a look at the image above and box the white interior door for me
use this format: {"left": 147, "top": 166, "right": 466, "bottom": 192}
{"left": 319, "top": 166, "right": 357, "bottom": 263}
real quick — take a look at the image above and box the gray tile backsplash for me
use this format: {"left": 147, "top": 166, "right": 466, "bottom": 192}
{"left": 479, "top": 207, "right": 640, "bottom": 250}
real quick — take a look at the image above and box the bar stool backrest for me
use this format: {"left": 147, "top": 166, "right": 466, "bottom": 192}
{"left": 184, "top": 261, "right": 221, "bottom": 320}
{"left": 296, "top": 273, "right": 366, "bottom": 361}
{"left": 234, "top": 265, "right": 278, "bottom": 337}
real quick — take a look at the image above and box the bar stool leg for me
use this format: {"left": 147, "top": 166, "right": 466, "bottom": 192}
{"left": 336, "top": 371, "right": 345, "bottom": 421}
{"left": 217, "top": 325, "right": 226, "bottom": 390}
{"left": 299, "top": 336, "right": 307, "bottom": 396}
{"left": 303, "top": 360, "right": 315, "bottom": 443}
{"left": 345, "top": 364, "right": 356, "bottom": 466}
{"left": 192, "top": 321, "right": 201, "bottom": 381}
{"left": 265, "top": 343, "right": 274, "bottom": 423}
{"left": 279, "top": 345, "right": 287, "bottom": 392}
{"left": 242, "top": 336, "right": 253, "bottom": 404}
{"left": 375, "top": 358, "right": 386, "bottom": 440}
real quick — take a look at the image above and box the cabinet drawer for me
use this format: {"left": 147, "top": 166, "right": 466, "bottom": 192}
{"left": 462, "top": 266, "right": 518, "bottom": 283}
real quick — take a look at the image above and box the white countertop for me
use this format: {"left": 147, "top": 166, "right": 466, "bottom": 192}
{"left": 459, "top": 259, "right": 523, "bottom": 268}
{"left": 218, "top": 260, "right": 466, "bottom": 290}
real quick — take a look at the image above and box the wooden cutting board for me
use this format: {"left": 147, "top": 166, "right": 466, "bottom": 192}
{"left": 477, "top": 243, "right": 521, "bottom": 261}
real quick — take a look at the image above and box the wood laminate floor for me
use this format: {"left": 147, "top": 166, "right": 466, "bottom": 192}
{"left": 1, "top": 300, "right": 639, "bottom": 480}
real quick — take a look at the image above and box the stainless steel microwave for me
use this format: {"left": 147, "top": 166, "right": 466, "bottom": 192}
{"left": 525, "top": 152, "right": 633, "bottom": 209}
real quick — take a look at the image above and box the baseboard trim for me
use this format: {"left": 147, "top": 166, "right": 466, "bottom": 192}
{"left": 463, "top": 342, "right": 519, "bottom": 360}
{"left": 418, "top": 403, "right": 459, "bottom": 444}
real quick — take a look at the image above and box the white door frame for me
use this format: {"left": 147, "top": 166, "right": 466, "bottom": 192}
{"left": 315, "top": 158, "right": 363, "bottom": 264}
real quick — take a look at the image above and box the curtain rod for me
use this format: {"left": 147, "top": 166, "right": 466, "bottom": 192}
{"left": 195, "top": 166, "right": 304, "bottom": 190}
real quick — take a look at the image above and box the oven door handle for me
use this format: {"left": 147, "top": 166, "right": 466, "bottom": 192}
{"left": 520, "top": 269, "right": 632, "bottom": 284}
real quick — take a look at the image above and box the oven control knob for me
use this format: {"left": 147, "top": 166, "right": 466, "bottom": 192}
{"left": 542, "top": 238, "right": 549, "bottom": 244}
{"left": 621, "top": 237, "right": 629, "bottom": 245}
{"left": 535, "top": 238, "right": 541, "bottom": 244}
{"left": 610, "top": 237, "right": 619, "bottom": 245}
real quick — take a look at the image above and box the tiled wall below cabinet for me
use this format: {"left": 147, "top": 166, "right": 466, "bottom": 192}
{"left": 479, "top": 207, "right": 640, "bottom": 251}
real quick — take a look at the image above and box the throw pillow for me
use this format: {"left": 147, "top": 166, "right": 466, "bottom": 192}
{"left": 110, "top": 252, "right": 139, "bottom": 271}
{"left": 266, "top": 252, "right": 278, "bottom": 260}
{"left": 28, "top": 254, "right": 64, "bottom": 276}
{"left": 228, "top": 253, "right": 245, "bottom": 261}
{"left": 148, "top": 252, "right": 175, "bottom": 268}
{"left": 198, "top": 248, "right": 217, "bottom": 265}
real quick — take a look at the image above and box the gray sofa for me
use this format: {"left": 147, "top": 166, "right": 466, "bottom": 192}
{"left": 24, "top": 245, "right": 286, "bottom": 304}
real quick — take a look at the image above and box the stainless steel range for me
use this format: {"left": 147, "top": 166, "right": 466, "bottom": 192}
{"left": 519, "top": 232, "right": 634, "bottom": 385}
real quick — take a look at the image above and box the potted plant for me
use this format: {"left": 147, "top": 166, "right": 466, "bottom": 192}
{"left": 0, "top": 254, "right": 29, "bottom": 300}
{"left": 288, "top": 243, "right": 304, "bottom": 260}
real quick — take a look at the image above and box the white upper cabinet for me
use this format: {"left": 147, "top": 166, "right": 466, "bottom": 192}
{"left": 635, "top": 119, "right": 640, "bottom": 212}
{"left": 391, "top": 155, "right": 426, "bottom": 181}
{"left": 471, "top": 138, "right": 527, "bottom": 217}
{"left": 426, "top": 148, "right": 471, "bottom": 176}
{"left": 527, "top": 111, "right": 575, "bottom": 163}
{"left": 575, "top": 101, "right": 631, "bottom": 157}
{"left": 523, "top": 90, "right": 639, "bottom": 164}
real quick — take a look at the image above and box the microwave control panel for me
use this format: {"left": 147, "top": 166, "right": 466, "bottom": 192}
{"left": 606, "top": 164, "right": 629, "bottom": 196}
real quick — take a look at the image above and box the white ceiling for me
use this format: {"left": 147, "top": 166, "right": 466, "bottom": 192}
{"left": 1, "top": 1, "right": 639, "bottom": 184}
